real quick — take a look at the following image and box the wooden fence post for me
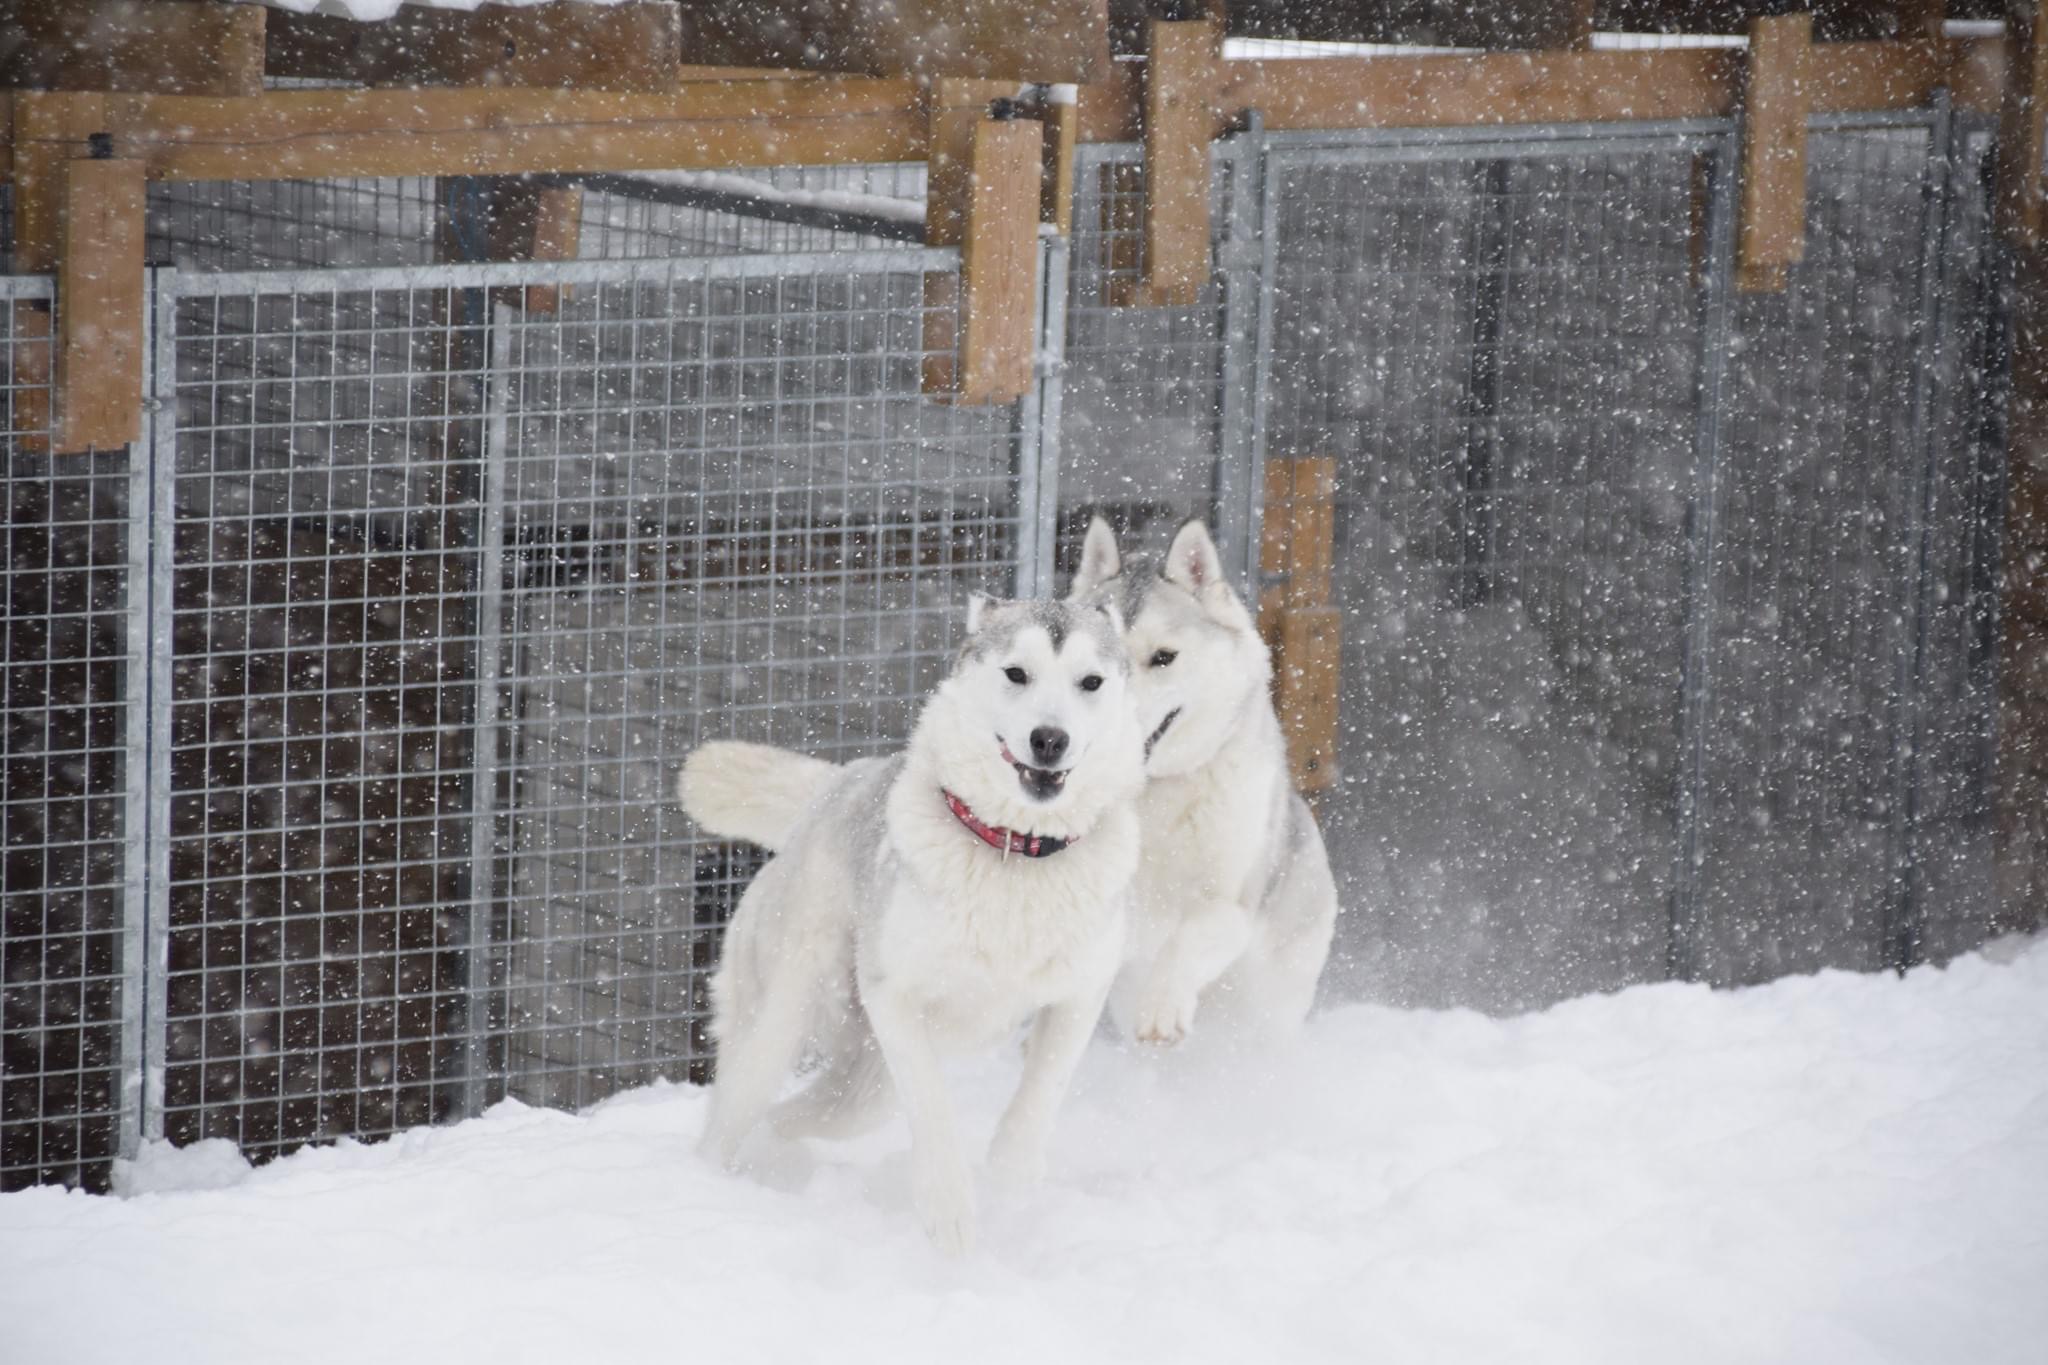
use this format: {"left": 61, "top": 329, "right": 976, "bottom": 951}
{"left": 1737, "top": 12, "right": 1813, "bottom": 292}
{"left": 1259, "top": 457, "right": 1341, "bottom": 798}
{"left": 55, "top": 157, "right": 147, "bottom": 453}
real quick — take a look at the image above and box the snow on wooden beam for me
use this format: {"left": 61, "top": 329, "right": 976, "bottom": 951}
{"left": 6, "top": 81, "right": 927, "bottom": 184}
{"left": 675, "top": 0, "right": 1111, "bottom": 83}
{"left": 265, "top": 2, "right": 683, "bottom": 93}
{"left": 1736, "top": 12, "right": 1811, "bottom": 293}
{"left": 1211, "top": 0, "right": 1593, "bottom": 49}
{"left": 0, "top": 0, "right": 265, "bottom": 96}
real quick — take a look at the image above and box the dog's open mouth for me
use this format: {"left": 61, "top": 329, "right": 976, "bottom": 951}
{"left": 999, "top": 741, "right": 1068, "bottom": 801}
{"left": 1144, "top": 707, "right": 1182, "bottom": 760}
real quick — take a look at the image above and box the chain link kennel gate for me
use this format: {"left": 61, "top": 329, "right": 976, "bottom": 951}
{"left": 1250, "top": 111, "right": 2005, "bottom": 1007}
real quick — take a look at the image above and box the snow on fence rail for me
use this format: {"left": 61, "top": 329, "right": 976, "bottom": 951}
{"left": 0, "top": 121, "right": 2015, "bottom": 1192}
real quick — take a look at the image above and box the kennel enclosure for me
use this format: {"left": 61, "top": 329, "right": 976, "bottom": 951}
{"left": 2, "top": 14, "right": 2039, "bottom": 1193}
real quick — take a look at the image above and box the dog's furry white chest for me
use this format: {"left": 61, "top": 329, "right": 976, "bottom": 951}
{"left": 1131, "top": 718, "right": 1284, "bottom": 925}
{"left": 869, "top": 791, "right": 1136, "bottom": 1053}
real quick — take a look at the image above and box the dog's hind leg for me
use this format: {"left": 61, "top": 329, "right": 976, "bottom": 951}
{"left": 697, "top": 962, "right": 815, "bottom": 1171}
{"left": 770, "top": 1038, "right": 893, "bottom": 1142}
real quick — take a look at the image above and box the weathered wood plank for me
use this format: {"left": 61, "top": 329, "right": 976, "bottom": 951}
{"left": 1277, "top": 605, "right": 1341, "bottom": 793}
{"left": 1137, "top": 18, "right": 1217, "bottom": 309}
{"left": 957, "top": 117, "right": 1042, "bottom": 404}
{"left": 923, "top": 80, "right": 1014, "bottom": 397}
{"left": 32, "top": 80, "right": 926, "bottom": 183}
{"left": 1601, "top": 1, "right": 1937, "bottom": 40}
{"left": 1737, "top": 13, "right": 1813, "bottom": 293}
{"left": 11, "top": 91, "right": 105, "bottom": 271}
{"left": 2000, "top": 1, "right": 2048, "bottom": 244}
{"left": 1282, "top": 457, "right": 1335, "bottom": 610}
{"left": 1259, "top": 456, "right": 1341, "bottom": 793}
{"left": 524, "top": 185, "right": 584, "bottom": 315}
{"left": 55, "top": 157, "right": 145, "bottom": 452}
{"left": 265, "top": 2, "right": 682, "bottom": 94}
{"left": 1042, "top": 89, "right": 1081, "bottom": 234}
{"left": 0, "top": 0, "right": 264, "bottom": 96}
{"left": 1213, "top": 39, "right": 1943, "bottom": 134}
{"left": 675, "top": 0, "right": 1109, "bottom": 83}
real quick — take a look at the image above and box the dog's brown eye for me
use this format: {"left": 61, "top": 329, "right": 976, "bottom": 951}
{"left": 1004, "top": 665, "right": 1028, "bottom": 685}
{"left": 1079, "top": 674, "right": 1104, "bottom": 693}
{"left": 1149, "top": 649, "right": 1178, "bottom": 669}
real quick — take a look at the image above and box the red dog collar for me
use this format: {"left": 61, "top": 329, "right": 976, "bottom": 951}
{"left": 941, "top": 788, "right": 1078, "bottom": 858}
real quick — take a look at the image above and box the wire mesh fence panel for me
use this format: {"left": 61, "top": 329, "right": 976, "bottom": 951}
{"left": 155, "top": 272, "right": 493, "bottom": 1161}
{"left": 573, "top": 165, "right": 928, "bottom": 260}
{"left": 1690, "top": 118, "right": 1977, "bottom": 984}
{"left": 154, "top": 249, "right": 1032, "bottom": 1154}
{"left": 1908, "top": 121, "right": 2008, "bottom": 964}
{"left": 145, "top": 166, "right": 927, "bottom": 277}
{"left": 1057, "top": 143, "right": 1253, "bottom": 579}
{"left": 1261, "top": 132, "right": 1714, "bottom": 1011}
{"left": 0, "top": 279, "right": 146, "bottom": 1192}
{"left": 148, "top": 180, "right": 444, "bottom": 273}
{"left": 474, "top": 251, "right": 1026, "bottom": 1110}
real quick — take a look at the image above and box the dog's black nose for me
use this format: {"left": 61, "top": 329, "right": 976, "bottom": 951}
{"left": 1029, "top": 726, "right": 1069, "bottom": 767}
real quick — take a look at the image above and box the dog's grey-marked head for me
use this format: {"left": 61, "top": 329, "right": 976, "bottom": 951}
{"left": 930, "top": 592, "right": 1138, "bottom": 813}
{"left": 1067, "top": 516, "right": 1269, "bottom": 779}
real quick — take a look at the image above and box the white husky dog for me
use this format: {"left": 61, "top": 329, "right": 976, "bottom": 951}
{"left": 678, "top": 595, "right": 1144, "bottom": 1254}
{"left": 1067, "top": 516, "right": 1338, "bottom": 1046}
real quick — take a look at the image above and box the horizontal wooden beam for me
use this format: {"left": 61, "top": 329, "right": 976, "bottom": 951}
{"left": 0, "top": 35, "right": 1994, "bottom": 201}
{"left": 0, "top": 0, "right": 264, "bottom": 96}
{"left": 676, "top": 0, "right": 1110, "bottom": 83}
{"left": 265, "top": 2, "right": 683, "bottom": 94}
{"left": 1599, "top": 1, "right": 1954, "bottom": 41}
{"left": 1214, "top": 39, "right": 1950, "bottom": 133}
{"left": 9, "top": 80, "right": 926, "bottom": 184}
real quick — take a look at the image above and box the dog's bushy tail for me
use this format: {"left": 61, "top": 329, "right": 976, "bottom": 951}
{"left": 677, "top": 741, "right": 840, "bottom": 851}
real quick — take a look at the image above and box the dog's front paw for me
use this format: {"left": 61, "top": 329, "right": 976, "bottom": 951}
{"left": 912, "top": 1156, "right": 978, "bottom": 1256}
{"left": 1132, "top": 985, "right": 1198, "bottom": 1047}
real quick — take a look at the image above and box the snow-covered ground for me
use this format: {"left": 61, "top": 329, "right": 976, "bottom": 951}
{"left": 7, "top": 940, "right": 2046, "bottom": 1365}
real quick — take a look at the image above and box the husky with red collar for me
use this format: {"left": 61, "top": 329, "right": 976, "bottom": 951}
{"left": 679, "top": 594, "right": 1144, "bottom": 1255}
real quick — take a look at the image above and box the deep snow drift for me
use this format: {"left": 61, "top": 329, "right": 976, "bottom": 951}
{"left": 6, "top": 939, "right": 2046, "bottom": 1365}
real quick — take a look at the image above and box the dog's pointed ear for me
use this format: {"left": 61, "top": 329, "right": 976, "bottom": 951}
{"left": 1072, "top": 515, "right": 1122, "bottom": 594}
{"left": 1164, "top": 519, "right": 1224, "bottom": 595}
